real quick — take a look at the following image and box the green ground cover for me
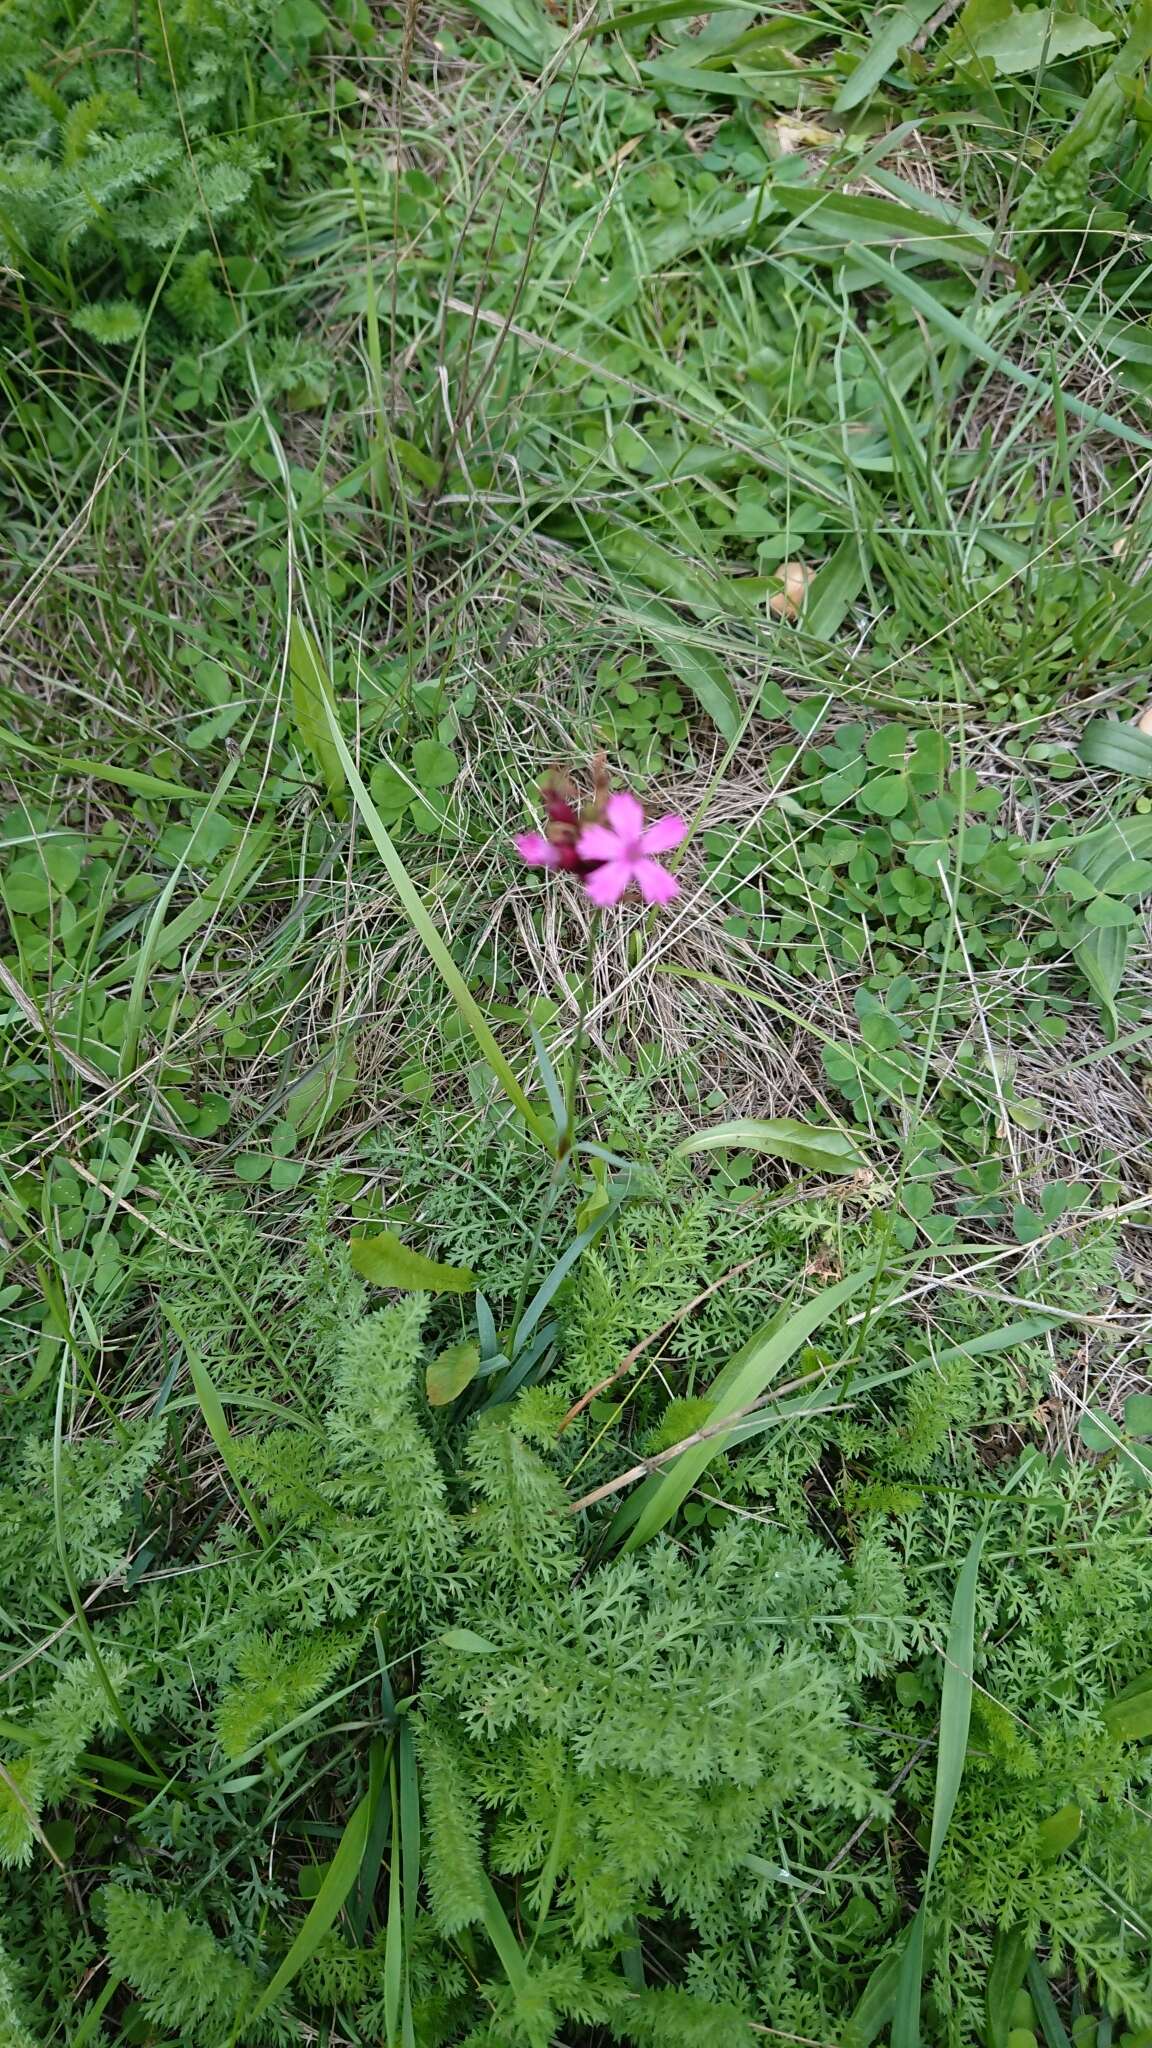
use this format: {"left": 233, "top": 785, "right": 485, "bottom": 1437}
{"left": 1, "top": 1, "right": 1151, "bottom": 2042}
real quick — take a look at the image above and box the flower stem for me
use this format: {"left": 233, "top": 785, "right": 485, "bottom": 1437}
{"left": 560, "top": 910, "right": 600, "bottom": 1160}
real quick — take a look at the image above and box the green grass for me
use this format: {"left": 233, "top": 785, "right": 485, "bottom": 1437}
{"left": 2, "top": 0, "right": 1152, "bottom": 2042}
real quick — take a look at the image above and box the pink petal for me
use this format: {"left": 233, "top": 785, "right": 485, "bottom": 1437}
{"left": 634, "top": 857, "right": 679, "bottom": 905}
{"left": 576, "top": 821, "right": 622, "bottom": 863}
{"left": 515, "top": 832, "right": 559, "bottom": 868}
{"left": 640, "top": 812, "right": 686, "bottom": 855}
{"left": 604, "top": 790, "right": 645, "bottom": 844}
{"left": 583, "top": 858, "right": 633, "bottom": 907}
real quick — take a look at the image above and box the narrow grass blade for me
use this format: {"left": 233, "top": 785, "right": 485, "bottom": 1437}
{"left": 852, "top": 249, "right": 1152, "bottom": 454}
{"left": 892, "top": 1523, "right": 986, "bottom": 2047}
{"left": 290, "top": 609, "right": 347, "bottom": 808}
{"left": 1025, "top": 1957, "right": 1073, "bottom": 2048}
{"left": 384, "top": 1757, "right": 403, "bottom": 2046}
{"left": 399, "top": 1719, "right": 420, "bottom": 1953}
{"left": 511, "top": 1204, "right": 618, "bottom": 1356}
{"left": 527, "top": 1022, "right": 567, "bottom": 1141}
{"left": 165, "top": 1312, "right": 269, "bottom": 1547}
{"left": 834, "top": 0, "right": 938, "bottom": 110}
{"left": 478, "top": 1872, "right": 529, "bottom": 1994}
{"left": 237, "top": 1785, "right": 373, "bottom": 2035}
{"left": 348, "top": 1736, "right": 392, "bottom": 1945}
{"left": 933, "top": 1316, "right": 1068, "bottom": 1366}
{"left": 0, "top": 725, "right": 276, "bottom": 804}
{"left": 616, "top": 1265, "right": 875, "bottom": 1549}
{"left": 289, "top": 622, "right": 550, "bottom": 1147}
{"left": 929, "top": 1524, "right": 985, "bottom": 1871}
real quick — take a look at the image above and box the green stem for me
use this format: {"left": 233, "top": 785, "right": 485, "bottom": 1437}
{"left": 561, "top": 911, "right": 600, "bottom": 1161}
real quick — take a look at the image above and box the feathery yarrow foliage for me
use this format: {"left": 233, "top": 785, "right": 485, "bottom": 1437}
{"left": 0, "top": 1145, "right": 1147, "bottom": 2043}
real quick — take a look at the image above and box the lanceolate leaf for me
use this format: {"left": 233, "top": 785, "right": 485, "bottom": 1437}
{"left": 674, "top": 1117, "right": 867, "bottom": 1175}
{"left": 1079, "top": 719, "right": 1152, "bottom": 779}
{"left": 289, "top": 619, "right": 346, "bottom": 807}
{"left": 984, "top": 1923, "right": 1031, "bottom": 2048}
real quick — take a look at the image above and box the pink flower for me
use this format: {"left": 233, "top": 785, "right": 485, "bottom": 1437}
{"left": 576, "top": 791, "right": 685, "bottom": 906}
{"left": 515, "top": 832, "right": 560, "bottom": 868}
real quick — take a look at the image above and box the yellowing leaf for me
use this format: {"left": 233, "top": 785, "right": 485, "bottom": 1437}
{"left": 768, "top": 561, "right": 814, "bottom": 620}
{"left": 350, "top": 1230, "right": 477, "bottom": 1293}
{"left": 426, "top": 1340, "right": 481, "bottom": 1406}
{"left": 773, "top": 119, "right": 838, "bottom": 153}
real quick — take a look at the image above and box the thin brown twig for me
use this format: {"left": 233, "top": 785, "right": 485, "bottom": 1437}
{"left": 567, "top": 1366, "right": 842, "bottom": 1516}
{"left": 912, "top": 0, "right": 964, "bottom": 51}
{"left": 557, "top": 1256, "right": 760, "bottom": 1433}
{"left": 791, "top": 1735, "right": 936, "bottom": 1907}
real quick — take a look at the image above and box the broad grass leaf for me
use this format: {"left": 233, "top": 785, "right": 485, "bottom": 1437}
{"left": 1074, "top": 924, "right": 1127, "bottom": 1036}
{"left": 841, "top": 1941, "right": 905, "bottom": 2048}
{"left": 350, "top": 1230, "right": 477, "bottom": 1293}
{"left": 674, "top": 1117, "right": 866, "bottom": 1175}
{"left": 773, "top": 185, "right": 986, "bottom": 266}
{"left": 643, "top": 614, "right": 741, "bottom": 741}
{"left": 616, "top": 1264, "right": 875, "bottom": 1549}
{"left": 802, "top": 536, "right": 871, "bottom": 640}
{"left": 585, "top": 0, "right": 743, "bottom": 32}
{"left": 236, "top": 1786, "right": 372, "bottom": 2035}
{"left": 834, "top": 0, "right": 939, "bottom": 110}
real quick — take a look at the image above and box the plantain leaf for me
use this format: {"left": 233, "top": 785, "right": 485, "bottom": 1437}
{"left": 674, "top": 1117, "right": 867, "bottom": 1175}
{"left": 426, "top": 1341, "right": 481, "bottom": 1406}
{"left": 1079, "top": 719, "right": 1152, "bottom": 779}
